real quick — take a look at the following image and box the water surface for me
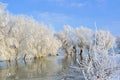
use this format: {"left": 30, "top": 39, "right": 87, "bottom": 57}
{"left": 0, "top": 56, "right": 83, "bottom": 80}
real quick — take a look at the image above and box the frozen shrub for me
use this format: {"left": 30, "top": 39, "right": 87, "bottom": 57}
{"left": 80, "top": 30, "right": 116, "bottom": 80}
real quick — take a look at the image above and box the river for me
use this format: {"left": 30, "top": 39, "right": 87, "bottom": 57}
{"left": 0, "top": 56, "right": 84, "bottom": 80}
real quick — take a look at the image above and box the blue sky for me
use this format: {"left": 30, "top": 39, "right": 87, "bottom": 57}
{"left": 1, "top": 0, "right": 120, "bottom": 35}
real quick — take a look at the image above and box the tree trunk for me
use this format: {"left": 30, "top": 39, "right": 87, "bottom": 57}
{"left": 87, "top": 49, "right": 91, "bottom": 62}
{"left": 80, "top": 49, "right": 83, "bottom": 61}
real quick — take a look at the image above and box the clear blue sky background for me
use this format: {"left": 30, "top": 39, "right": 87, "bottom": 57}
{"left": 1, "top": 0, "right": 120, "bottom": 35}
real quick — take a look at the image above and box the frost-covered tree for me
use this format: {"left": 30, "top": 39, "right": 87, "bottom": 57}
{"left": 93, "top": 30, "right": 115, "bottom": 51}
{"left": 0, "top": 3, "right": 61, "bottom": 61}
{"left": 0, "top": 3, "right": 11, "bottom": 61}
{"left": 56, "top": 25, "right": 74, "bottom": 55}
{"left": 116, "top": 36, "right": 120, "bottom": 53}
{"left": 81, "top": 30, "right": 116, "bottom": 80}
{"left": 56, "top": 25, "right": 92, "bottom": 61}
{"left": 69, "top": 29, "right": 116, "bottom": 80}
{"left": 74, "top": 26, "right": 92, "bottom": 61}
{"left": 0, "top": 32, "right": 6, "bottom": 60}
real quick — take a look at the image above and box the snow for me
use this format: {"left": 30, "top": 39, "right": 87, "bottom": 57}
{"left": 108, "top": 71, "right": 120, "bottom": 80}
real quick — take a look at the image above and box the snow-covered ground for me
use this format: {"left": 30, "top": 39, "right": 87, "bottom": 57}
{"left": 108, "top": 70, "right": 120, "bottom": 80}
{"left": 108, "top": 54, "right": 120, "bottom": 80}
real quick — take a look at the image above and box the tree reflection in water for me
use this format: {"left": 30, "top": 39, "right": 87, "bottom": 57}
{"left": 0, "top": 56, "right": 79, "bottom": 80}
{"left": 0, "top": 56, "right": 78, "bottom": 80}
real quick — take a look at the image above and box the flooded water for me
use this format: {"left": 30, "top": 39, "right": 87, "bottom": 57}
{"left": 0, "top": 56, "right": 84, "bottom": 80}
